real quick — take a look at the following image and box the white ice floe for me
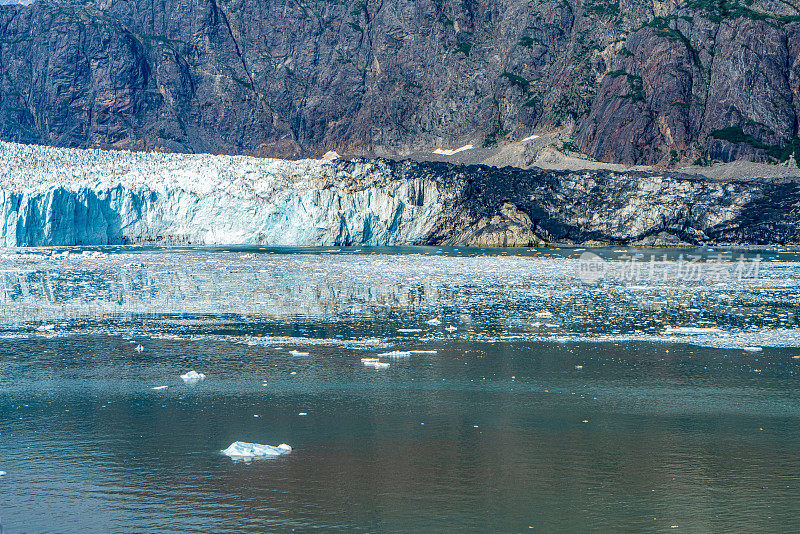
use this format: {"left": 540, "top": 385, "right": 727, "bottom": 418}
{"left": 180, "top": 370, "right": 206, "bottom": 383}
{"left": 432, "top": 144, "right": 474, "bottom": 156}
{"left": 289, "top": 350, "right": 309, "bottom": 356}
{"left": 151, "top": 385, "right": 168, "bottom": 390}
{"left": 397, "top": 328, "right": 423, "bottom": 333}
{"left": 377, "top": 351, "right": 412, "bottom": 358}
{"left": 135, "top": 344, "right": 144, "bottom": 352}
{"left": 298, "top": 412, "right": 308, "bottom": 416}
{"left": 743, "top": 347, "right": 763, "bottom": 352}
{"left": 0, "top": 470, "right": 5, "bottom": 476}
{"left": 221, "top": 441, "right": 292, "bottom": 459}
{"left": 535, "top": 311, "right": 554, "bottom": 319}
{"left": 36, "top": 324, "right": 55, "bottom": 332}
{"left": 363, "top": 360, "right": 390, "bottom": 369}
{"left": 426, "top": 318, "right": 442, "bottom": 326}
{"left": 664, "top": 327, "right": 724, "bottom": 335}
{"left": 445, "top": 326, "right": 458, "bottom": 332}
{"left": 574, "top": 365, "right": 584, "bottom": 370}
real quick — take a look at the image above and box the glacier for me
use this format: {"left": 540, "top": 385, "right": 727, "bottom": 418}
{"left": 0, "top": 142, "right": 444, "bottom": 247}
{"left": 2, "top": 140, "right": 800, "bottom": 247}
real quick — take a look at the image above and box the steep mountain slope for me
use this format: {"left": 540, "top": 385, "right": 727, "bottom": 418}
{"left": 0, "top": 0, "right": 799, "bottom": 166}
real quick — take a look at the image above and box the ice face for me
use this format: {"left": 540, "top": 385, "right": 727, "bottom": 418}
{"left": 221, "top": 441, "right": 292, "bottom": 459}
{"left": 0, "top": 141, "right": 443, "bottom": 246}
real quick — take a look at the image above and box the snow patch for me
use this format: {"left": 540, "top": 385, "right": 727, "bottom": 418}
{"left": 432, "top": 144, "right": 474, "bottom": 156}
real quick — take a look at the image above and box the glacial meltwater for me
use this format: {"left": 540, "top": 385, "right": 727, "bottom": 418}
{"left": 2, "top": 246, "right": 800, "bottom": 532}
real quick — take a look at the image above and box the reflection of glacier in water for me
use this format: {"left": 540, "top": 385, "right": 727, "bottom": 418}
{"left": 1, "top": 246, "right": 800, "bottom": 348}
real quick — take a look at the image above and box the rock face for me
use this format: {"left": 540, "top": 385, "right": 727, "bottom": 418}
{"left": 0, "top": 0, "right": 799, "bottom": 166}
{"left": 1, "top": 141, "right": 798, "bottom": 247}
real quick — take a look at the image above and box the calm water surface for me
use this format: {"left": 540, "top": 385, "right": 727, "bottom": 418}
{"left": 1, "top": 246, "right": 800, "bottom": 533}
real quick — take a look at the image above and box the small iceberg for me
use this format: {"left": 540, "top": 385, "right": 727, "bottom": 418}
{"left": 743, "top": 347, "right": 763, "bottom": 352}
{"left": 289, "top": 350, "right": 309, "bottom": 356}
{"left": 363, "top": 360, "right": 390, "bottom": 369}
{"left": 36, "top": 324, "right": 56, "bottom": 332}
{"left": 181, "top": 370, "right": 206, "bottom": 383}
{"left": 221, "top": 441, "right": 292, "bottom": 459}
{"left": 426, "top": 318, "right": 442, "bottom": 326}
{"left": 535, "top": 311, "right": 554, "bottom": 319}
{"left": 445, "top": 326, "right": 458, "bottom": 332}
{"left": 135, "top": 344, "right": 144, "bottom": 353}
{"left": 397, "top": 328, "right": 423, "bottom": 333}
{"left": 377, "top": 351, "right": 412, "bottom": 358}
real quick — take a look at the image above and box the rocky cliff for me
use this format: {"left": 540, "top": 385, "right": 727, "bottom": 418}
{"left": 0, "top": 0, "right": 799, "bottom": 167}
{"left": 1, "top": 141, "right": 798, "bottom": 246}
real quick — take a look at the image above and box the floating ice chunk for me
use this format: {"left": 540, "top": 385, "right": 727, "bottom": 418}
{"left": 289, "top": 350, "right": 309, "bottom": 356}
{"left": 181, "top": 370, "right": 206, "bottom": 383}
{"left": 743, "top": 347, "right": 763, "bottom": 352}
{"left": 363, "top": 360, "right": 390, "bottom": 369}
{"left": 397, "top": 328, "right": 423, "bottom": 333}
{"left": 298, "top": 412, "right": 308, "bottom": 416}
{"left": 151, "top": 385, "right": 168, "bottom": 390}
{"left": 664, "top": 327, "right": 724, "bottom": 335}
{"left": 36, "top": 324, "right": 56, "bottom": 332}
{"left": 410, "top": 350, "right": 437, "bottom": 354}
{"left": 426, "top": 318, "right": 442, "bottom": 326}
{"left": 0, "top": 470, "right": 5, "bottom": 476}
{"left": 221, "top": 441, "right": 292, "bottom": 459}
{"left": 377, "top": 351, "right": 412, "bottom": 358}
{"left": 574, "top": 365, "right": 584, "bottom": 370}
{"left": 535, "top": 311, "right": 554, "bottom": 319}
{"left": 135, "top": 344, "right": 144, "bottom": 352}
{"left": 289, "top": 371, "right": 298, "bottom": 375}
{"left": 445, "top": 326, "right": 458, "bottom": 332}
